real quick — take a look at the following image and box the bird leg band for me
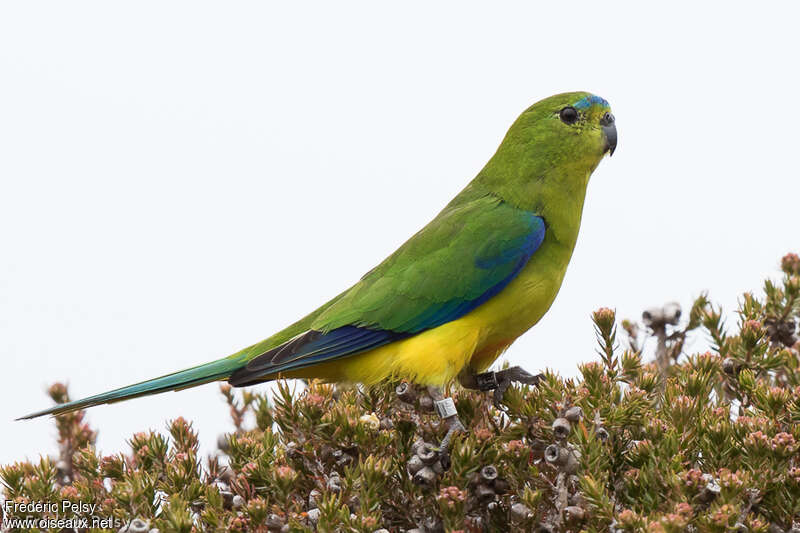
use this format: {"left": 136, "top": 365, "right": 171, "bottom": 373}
{"left": 426, "top": 388, "right": 466, "bottom": 469}
{"left": 434, "top": 397, "right": 458, "bottom": 419}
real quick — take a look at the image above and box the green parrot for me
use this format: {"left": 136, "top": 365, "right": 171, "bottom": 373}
{"left": 21, "top": 92, "right": 616, "bottom": 424}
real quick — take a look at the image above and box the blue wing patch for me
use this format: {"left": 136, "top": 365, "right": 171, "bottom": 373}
{"left": 228, "top": 210, "right": 545, "bottom": 386}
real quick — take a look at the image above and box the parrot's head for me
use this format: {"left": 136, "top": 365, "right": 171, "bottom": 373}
{"left": 477, "top": 91, "right": 616, "bottom": 211}
{"left": 516, "top": 91, "right": 616, "bottom": 165}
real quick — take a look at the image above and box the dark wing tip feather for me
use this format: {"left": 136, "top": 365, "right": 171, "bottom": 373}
{"left": 228, "top": 326, "right": 406, "bottom": 387}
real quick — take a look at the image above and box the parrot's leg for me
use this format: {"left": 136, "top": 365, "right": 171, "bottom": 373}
{"left": 427, "top": 386, "right": 465, "bottom": 469}
{"left": 459, "top": 366, "right": 544, "bottom": 407}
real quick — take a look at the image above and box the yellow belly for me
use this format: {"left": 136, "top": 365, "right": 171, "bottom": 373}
{"left": 280, "top": 235, "right": 574, "bottom": 386}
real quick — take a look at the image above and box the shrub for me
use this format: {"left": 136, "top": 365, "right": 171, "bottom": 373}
{"left": 3, "top": 254, "right": 800, "bottom": 532}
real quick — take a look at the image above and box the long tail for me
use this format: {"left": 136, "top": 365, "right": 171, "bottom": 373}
{"left": 17, "top": 357, "right": 244, "bottom": 420}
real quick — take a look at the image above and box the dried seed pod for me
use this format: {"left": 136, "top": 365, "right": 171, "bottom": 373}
{"left": 564, "top": 406, "right": 584, "bottom": 423}
{"left": 219, "top": 490, "right": 235, "bottom": 510}
{"left": 55, "top": 459, "right": 70, "bottom": 478}
{"left": 413, "top": 466, "right": 437, "bottom": 486}
{"left": 474, "top": 483, "right": 495, "bottom": 502}
{"left": 544, "top": 444, "right": 566, "bottom": 465}
{"left": 536, "top": 523, "right": 556, "bottom": 533}
{"left": 422, "top": 517, "right": 444, "bottom": 533}
{"left": 232, "top": 495, "right": 245, "bottom": 510}
{"left": 694, "top": 479, "right": 721, "bottom": 504}
{"left": 265, "top": 514, "right": 284, "bottom": 531}
{"left": 722, "top": 357, "right": 738, "bottom": 375}
{"left": 417, "top": 443, "right": 439, "bottom": 465}
{"left": 412, "top": 438, "right": 424, "bottom": 450}
{"left": 493, "top": 478, "right": 510, "bottom": 494}
{"left": 480, "top": 465, "right": 498, "bottom": 483}
{"left": 662, "top": 302, "right": 682, "bottom": 324}
{"left": 552, "top": 417, "right": 571, "bottom": 439}
{"left": 530, "top": 438, "right": 548, "bottom": 460}
{"left": 306, "top": 508, "right": 321, "bottom": 525}
{"left": 568, "top": 490, "right": 585, "bottom": 507}
{"left": 642, "top": 302, "right": 681, "bottom": 328}
{"left": 596, "top": 427, "right": 610, "bottom": 441}
{"left": 563, "top": 448, "right": 581, "bottom": 475}
{"left": 332, "top": 449, "right": 353, "bottom": 467}
{"left": 734, "top": 523, "right": 748, "bottom": 533}
{"left": 564, "top": 506, "right": 585, "bottom": 524}
{"left": 218, "top": 464, "right": 234, "bottom": 484}
{"left": 379, "top": 417, "right": 394, "bottom": 430}
{"left": 150, "top": 529, "right": 160, "bottom": 533}
{"left": 465, "top": 515, "right": 485, "bottom": 530}
{"left": 327, "top": 473, "right": 342, "bottom": 493}
{"left": 346, "top": 495, "right": 360, "bottom": 513}
{"left": 308, "top": 488, "right": 321, "bottom": 509}
{"left": 217, "top": 434, "right": 231, "bottom": 453}
{"left": 285, "top": 441, "right": 303, "bottom": 461}
{"left": 419, "top": 395, "right": 434, "bottom": 412}
{"left": 510, "top": 502, "right": 532, "bottom": 522}
{"left": 406, "top": 455, "right": 424, "bottom": 475}
{"left": 119, "top": 519, "right": 149, "bottom": 533}
{"left": 189, "top": 499, "right": 205, "bottom": 512}
{"left": 396, "top": 382, "right": 416, "bottom": 404}
{"left": 319, "top": 445, "right": 334, "bottom": 462}
{"left": 544, "top": 444, "right": 559, "bottom": 463}
{"left": 641, "top": 308, "right": 659, "bottom": 328}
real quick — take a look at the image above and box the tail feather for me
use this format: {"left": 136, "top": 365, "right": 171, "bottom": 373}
{"left": 17, "top": 357, "right": 243, "bottom": 420}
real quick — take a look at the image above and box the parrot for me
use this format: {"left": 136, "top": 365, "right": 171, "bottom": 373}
{"left": 20, "top": 91, "right": 617, "bottom": 438}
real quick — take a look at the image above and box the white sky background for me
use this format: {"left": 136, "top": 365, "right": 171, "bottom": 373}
{"left": 1, "top": 2, "right": 799, "bottom": 465}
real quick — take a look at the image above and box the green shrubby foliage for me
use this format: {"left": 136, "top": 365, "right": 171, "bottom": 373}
{"left": 3, "top": 255, "right": 800, "bottom": 531}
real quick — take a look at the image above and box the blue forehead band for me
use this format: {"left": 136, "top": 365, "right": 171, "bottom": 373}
{"left": 572, "top": 95, "right": 609, "bottom": 110}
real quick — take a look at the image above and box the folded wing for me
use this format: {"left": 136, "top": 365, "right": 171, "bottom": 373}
{"left": 228, "top": 195, "right": 545, "bottom": 386}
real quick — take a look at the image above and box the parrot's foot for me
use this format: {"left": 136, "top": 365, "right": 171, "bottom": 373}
{"left": 428, "top": 387, "right": 466, "bottom": 470}
{"left": 460, "top": 366, "right": 544, "bottom": 408}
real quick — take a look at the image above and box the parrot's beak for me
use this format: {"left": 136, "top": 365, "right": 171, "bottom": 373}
{"left": 601, "top": 112, "right": 617, "bottom": 156}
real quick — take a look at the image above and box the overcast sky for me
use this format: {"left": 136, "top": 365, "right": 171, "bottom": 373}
{"left": 2, "top": 2, "right": 799, "bottom": 465}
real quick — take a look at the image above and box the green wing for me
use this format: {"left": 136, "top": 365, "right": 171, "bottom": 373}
{"left": 228, "top": 194, "right": 545, "bottom": 385}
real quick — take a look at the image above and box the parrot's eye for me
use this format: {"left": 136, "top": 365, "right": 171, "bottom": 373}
{"left": 559, "top": 106, "right": 579, "bottom": 125}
